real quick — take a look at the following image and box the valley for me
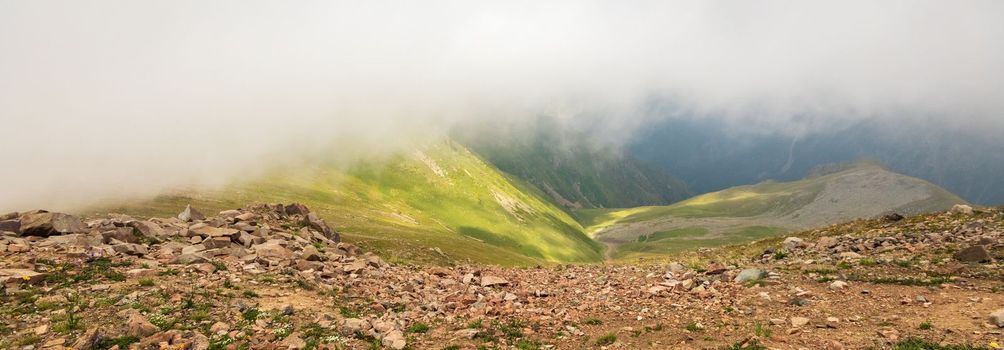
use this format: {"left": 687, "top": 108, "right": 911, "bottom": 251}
{"left": 82, "top": 143, "right": 966, "bottom": 266}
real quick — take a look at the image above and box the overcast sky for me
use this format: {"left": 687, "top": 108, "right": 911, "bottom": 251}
{"left": 1, "top": 0, "right": 1003, "bottom": 211}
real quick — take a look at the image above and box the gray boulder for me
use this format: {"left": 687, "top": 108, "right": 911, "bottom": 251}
{"left": 304, "top": 212, "right": 340, "bottom": 242}
{"left": 954, "top": 245, "right": 991, "bottom": 263}
{"left": 177, "top": 204, "right": 205, "bottom": 222}
{"left": 18, "top": 211, "right": 85, "bottom": 237}
{"left": 990, "top": 309, "right": 1004, "bottom": 327}
{"left": 0, "top": 220, "right": 20, "bottom": 234}
{"left": 734, "top": 268, "right": 767, "bottom": 283}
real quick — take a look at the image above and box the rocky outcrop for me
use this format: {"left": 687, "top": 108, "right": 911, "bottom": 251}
{"left": 17, "top": 210, "right": 85, "bottom": 236}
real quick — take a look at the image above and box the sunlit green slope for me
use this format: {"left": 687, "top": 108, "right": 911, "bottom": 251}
{"left": 91, "top": 140, "right": 603, "bottom": 265}
{"left": 579, "top": 162, "right": 966, "bottom": 260}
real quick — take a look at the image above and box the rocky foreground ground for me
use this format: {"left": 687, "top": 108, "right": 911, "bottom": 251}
{"left": 2, "top": 203, "right": 1004, "bottom": 350}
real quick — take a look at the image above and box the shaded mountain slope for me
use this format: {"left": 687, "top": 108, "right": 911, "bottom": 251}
{"left": 455, "top": 117, "right": 691, "bottom": 209}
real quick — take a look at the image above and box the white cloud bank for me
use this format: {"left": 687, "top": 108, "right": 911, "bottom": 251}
{"left": 1, "top": 0, "right": 1003, "bottom": 210}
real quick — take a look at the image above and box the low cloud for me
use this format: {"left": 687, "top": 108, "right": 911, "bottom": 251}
{"left": 1, "top": 0, "right": 1003, "bottom": 210}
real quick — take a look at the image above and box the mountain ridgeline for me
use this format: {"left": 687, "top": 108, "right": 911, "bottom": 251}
{"left": 454, "top": 118, "right": 691, "bottom": 209}
{"left": 629, "top": 117, "right": 1004, "bottom": 205}
{"left": 579, "top": 162, "right": 966, "bottom": 260}
{"left": 88, "top": 137, "right": 968, "bottom": 265}
{"left": 92, "top": 140, "right": 603, "bottom": 265}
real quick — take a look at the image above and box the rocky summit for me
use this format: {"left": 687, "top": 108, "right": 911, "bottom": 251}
{"left": 2, "top": 204, "right": 1004, "bottom": 349}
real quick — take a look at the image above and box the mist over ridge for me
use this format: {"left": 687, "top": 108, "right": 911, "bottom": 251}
{"left": 2, "top": 1, "right": 1004, "bottom": 210}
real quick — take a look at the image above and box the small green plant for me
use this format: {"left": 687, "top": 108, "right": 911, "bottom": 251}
{"left": 753, "top": 321, "right": 771, "bottom": 337}
{"left": 685, "top": 322, "right": 703, "bottom": 332}
{"left": 242, "top": 290, "right": 259, "bottom": 298}
{"left": 773, "top": 250, "right": 788, "bottom": 260}
{"left": 241, "top": 308, "right": 261, "bottom": 322}
{"left": 725, "top": 339, "right": 767, "bottom": 350}
{"left": 53, "top": 310, "right": 84, "bottom": 334}
{"left": 294, "top": 279, "right": 315, "bottom": 290}
{"left": 207, "top": 335, "right": 235, "bottom": 350}
{"left": 893, "top": 337, "right": 992, "bottom": 350}
{"left": 516, "top": 340, "right": 541, "bottom": 350}
{"left": 407, "top": 322, "right": 430, "bottom": 333}
{"left": 148, "top": 312, "right": 176, "bottom": 330}
{"left": 16, "top": 333, "right": 40, "bottom": 346}
{"left": 583, "top": 318, "right": 603, "bottom": 325}
{"left": 866, "top": 276, "right": 952, "bottom": 287}
{"left": 859, "top": 258, "right": 879, "bottom": 266}
{"left": 467, "top": 319, "right": 483, "bottom": 329}
{"left": 95, "top": 335, "right": 140, "bottom": 350}
{"left": 211, "top": 261, "right": 228, "bottom": 271}
{"left": 918, "top": 321, "right": 933, "bottom": 330}
{"left": 339, "top": 306, "right": 361, "bottom": 318}
{"left": 596, "top": 334, "right": 617, "bottom": 346}
{"left": 138, "top": 278, "right": 155, "bottom": 287}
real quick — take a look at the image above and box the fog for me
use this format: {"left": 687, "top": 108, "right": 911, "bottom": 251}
{"left": 1, "top": 0, "right": 1003, "bottom": 211}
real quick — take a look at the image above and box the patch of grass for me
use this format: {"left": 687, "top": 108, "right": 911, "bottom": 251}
{"left": 467, "top": 319, "right": 483, "bottom": 329}
{"left": 241, "top": 308, "right": 261, "bottom": 322}
{"left": 95, "top": 335, "right": 140, "bottom": 350}
{"left": 893, "top": 337, "right": 991, "bottom": 350}
{"left": 865, "top": 276, "right": 953, "bottom": 287}
{"left": 301, "top": 322, "right": 334, "bottom": 350}
{"left": 753, "top": 321, "right": 771, "bottom": 338}
{"left": 138, "top": 278, "right": 155, "bottom": 287}
{"left": 407, "top": 322, "right": 430, "bottom": 334}
{"left": 685, "top": 322, "right": 703, "bottom": 332}
{"left": 583, "top": 318, "right": 603, "bottom": 325}
{"left": 918, "top": 321, "right": 933, "bottom": 330}
{"left": 148, "top": 312, "right": 177, "bottom": 330}
{"left": 339, "top": 306, "right": 361, "bottom": 318}
{"left": 242, "top": 290, "right": 259, "bottom": 298}
{"left": 208, "top": 335, "right": 235, "bottom": 350}
{"left": 859, "top": 258, "right": 879, "bottom": 266}
{"left": 495, "top": 320, "right": 525, "bottom": 339}
{"left": 53, "top": 310, "right": 84, "bottom": 334}
{"left": 612, "top": 226, "right": 786, "bottom": 260}
{"left": 773, "top": 250, "right": 788, "bottom": 260}
{"left": 516, "top": 340, "right": 541, "bottom": 350}
{"left": 211, "top": 261, "right": 228, "bottom": 271}
{"left": 16, "top": 333, "right": 40, "bottom": 346}
{"left": 596, "top": 334, "right": 617, "bottom": 346}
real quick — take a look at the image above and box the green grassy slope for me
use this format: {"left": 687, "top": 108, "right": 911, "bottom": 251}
{"left": 611, "top": 226, "right": 785, "bottom": 260}
{"left": 578, "top": 162, "right": 964, "bottom": 234}
{"left": 580, "top": 162, "right": 967, "bottom": 261}
{"left": 89, "top": 140, "right": 603, "bottom": 265}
